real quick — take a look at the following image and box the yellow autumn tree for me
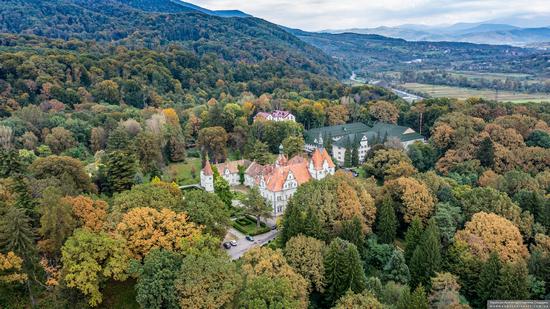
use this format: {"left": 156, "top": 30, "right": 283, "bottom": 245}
{"left": 0, "top": 252, "right": 27, "bottom": 283}
{"left": 384, "top": 177, "right": 435, "bottom": 223}
{"left": 240, "top": 247, "right": 309, "bottom": 309}
{"left": 116, "top": 207, "right": 201, "bottom": 260}
{"left": 455, "top": 212, "right": 528, "bottom": 263}
{"left": 333, "top": 171, "right": 377, "bottom": 234}
{"left": 63, "top": 195, "right": 108, "bottom": 232}
{"left": 162, "top": 108, "right": 180, "bottom": 127}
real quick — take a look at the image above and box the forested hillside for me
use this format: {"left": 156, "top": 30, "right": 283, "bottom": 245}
{"left": 0, "top": 0, "right": 346, "bottom": 77}
{"left": 293, "top": 29, "right": 547, "bottom": 77}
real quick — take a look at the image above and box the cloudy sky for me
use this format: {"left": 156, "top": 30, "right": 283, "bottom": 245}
{"left": 186, "top": 0, "right": 550, "bottom": 30}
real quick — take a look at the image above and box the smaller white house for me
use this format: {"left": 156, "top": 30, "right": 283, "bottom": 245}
{"left": 253, "top": 110, "right": 296, "bottom": 122}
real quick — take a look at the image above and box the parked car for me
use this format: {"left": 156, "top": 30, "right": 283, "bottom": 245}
{"left": 271, "top": 225, "right": 277, "bottom": 230}
{"left": 223, "top": 242, "right": 232, "bottom": 249}
{"left": 246, "top": 235, "right": 254, "bottom": 241}
{"left": 230, "top": 240, "right": 238, "bottom": 246}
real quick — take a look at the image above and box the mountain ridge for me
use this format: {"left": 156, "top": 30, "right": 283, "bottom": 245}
{"left": 324, "top": 22, "right": 550, "bottom": 46}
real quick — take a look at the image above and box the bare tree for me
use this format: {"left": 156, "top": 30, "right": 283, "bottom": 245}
{"left": 0, "top": 125, "right": 14, "bottom": 149}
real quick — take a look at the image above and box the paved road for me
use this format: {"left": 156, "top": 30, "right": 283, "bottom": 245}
{"left": 222, "top": 227, "right": 279, "bottom": 260}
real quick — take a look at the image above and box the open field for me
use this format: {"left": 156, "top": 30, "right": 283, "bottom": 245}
{"left": 163, "top": 158, "right": 202, "bottom": 185}
{"left": 401, "top": 83, "right": 550, "bottom": 103}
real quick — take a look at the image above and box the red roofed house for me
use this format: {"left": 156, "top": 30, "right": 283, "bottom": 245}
{"left": 201, "top": 148, "right": 334, "bottom": 216}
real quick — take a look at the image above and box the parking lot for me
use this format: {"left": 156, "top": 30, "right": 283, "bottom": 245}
{"left": 222, "top": 227, "right": 279, "bottom": 260}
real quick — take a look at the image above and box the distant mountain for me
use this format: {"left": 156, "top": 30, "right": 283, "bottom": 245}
{"left": 290, "top": 29, "right": 543, "bottom": 76}
{"left": 121, "top": 0, "right": 250, "bottom": 17}
{"left": 325, "top": 22, "right": 550, "bottom": 46}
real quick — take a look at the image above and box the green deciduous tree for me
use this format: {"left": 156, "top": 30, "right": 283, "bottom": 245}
{"left": 213, "top": 171, "right": 233, "bottom": 208}
{"left": 175, "top": 250, "right": 242, "bottom": 309}
{"left": 61, "top": 229, "right": 129, "bottom": 307}
{"left": 334, "top": 290, "right": 383, "bottom": 309}
{"left": 134, "top": 249, "right": 182, "bottom": 309}
{"left": 180, "top": 190, "right": 231, "bottom": 238}
{"left": 284, "top": 235, "right": 325, "bottom": 293}
{"left": 37, "top": 187, "right": 76, "bottom": 255}
{"left": 242, "top": 186, "right": 272, "bottom": 228}
{"left": 282, "top": 136, "right": 305, "bottom": 158}
{"left": 477, "top": 137, "right": 495, "bottom": 168}
{"left": 237, "top": 275, "right": 300, "bottom": 309}
{"left": 247, "top": 140, "right": 272, "bottom": 165}
{"left": 407, "top": 141, "right": 437, "bottom": 172}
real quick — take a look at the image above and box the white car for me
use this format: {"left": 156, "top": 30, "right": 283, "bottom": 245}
{"left": 230, "top": 240, "right": 238, "bottom": 246}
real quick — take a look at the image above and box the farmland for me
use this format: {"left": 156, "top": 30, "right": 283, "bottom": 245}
{"left": 401, "top": 83, "right": 550, "bottom": 103}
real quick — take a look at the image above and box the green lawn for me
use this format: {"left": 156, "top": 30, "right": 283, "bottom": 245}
{"left": 233, "top": 216, "right": 271, "bottom": 236}
{"left": 163, "top": 158, "right": 202, "bottom": 185}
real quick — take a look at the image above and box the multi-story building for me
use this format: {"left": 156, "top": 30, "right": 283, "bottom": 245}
{"left": 305, "top": 122, "right": 425, "bottom": 166}
{"left": 253, "top": 110, "right": 296, "bottom": 122}
{"left": 200, "top": 148, "right": 335, "bottom": 216}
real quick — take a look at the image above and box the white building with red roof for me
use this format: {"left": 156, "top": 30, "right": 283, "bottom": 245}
{"left": 253, "top": 110, "right": 296, "bottom": 122}
{"left": 200, "top": 148, "right": 334, "bottom": 216}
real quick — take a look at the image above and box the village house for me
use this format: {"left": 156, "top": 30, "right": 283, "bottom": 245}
{"left": 305, "top": 122, "right": 425, "bottom": 166}
{"left": 200, "top": 148, "right": 335, "bottom": 216}
{"left": 253, "top": 110, "right": 296, "bottom": 122}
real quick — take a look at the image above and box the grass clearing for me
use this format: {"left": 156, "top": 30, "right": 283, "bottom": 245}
{"left": 401, "top": 83, "right": 550, "bottom": 103}
{"left": 163, "top": 158, "right": 202, "bottom": 185}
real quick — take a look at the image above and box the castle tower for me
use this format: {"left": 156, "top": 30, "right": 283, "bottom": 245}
{"left": 200, "top": 160, "right": 214, "bottom": 192}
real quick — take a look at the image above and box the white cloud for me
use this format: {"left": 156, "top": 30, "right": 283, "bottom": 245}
{"left": 185, "top": 0, "right": 550, "bottom": 30}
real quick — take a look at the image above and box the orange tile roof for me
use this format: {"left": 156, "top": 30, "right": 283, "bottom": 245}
{"left": 311, "top": 148, "right": 335, "bottom": 170}
{"left": 202, "top": 161, "right": 213, "bottom": 176}
{"left": 215, "top": 160, "right": 250, "bottom": 175}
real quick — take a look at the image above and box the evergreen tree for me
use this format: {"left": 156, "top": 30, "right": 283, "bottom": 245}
{"left": 375, "top": 197, "right": 397, "bottom": 244}
{"left": 409, "top": 219, "right": 441, "bottom": 288}
{"left": 0, "top": 148, "right": 22, "bottom": 178}
{"left": 477, "top": 137, "right": 495, "bottom": 168}
{"left": 303, "top": 205, "right": 324, "bottom": 241}
{"left": 324, "top": 238, "right": 367, "bottom": 305}
{"left": 339, "top": 216, "right": 365, "bottom": 257}
{"left": 497, "top": 262, "right": 530, "bottom": 300}
{"left": 477, "top": 252, "right": 501, "bottom": 306}
{"left": 166, "top": 129, "right": 186, "bottom": 162}
{"left": 324, "top": 133, "right": 333, "bottom": 154}
{"left": 404, "top": 217, "right": 423, "bottom": 263}
{"left": 0, "top": 207, "right": 35, "bottom": 258}
{"left": 382, "top": 249, "right": 410, "bottom": 284}
{"left": 12, "top": 175, "right": 37, "bottom": 218}
{"left": 344, "top": 146, "right": 352, "bottom": 168}
{"left": 105, "top": 150, "right": 137, "bottom": 193}
{"left": 281, "top": 202, "right": 303, "bottom": 244}
{"left": 351, "top": 135, "right": 359, "bottom": 166}
{"left": 106, "top": 126, "right": 132, "bottom": 152}
{"left": 409, "top": 285, "right": 429, "bottom": 309}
